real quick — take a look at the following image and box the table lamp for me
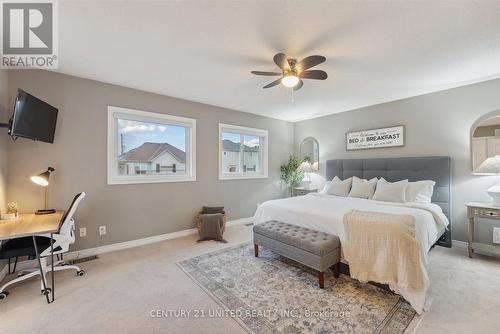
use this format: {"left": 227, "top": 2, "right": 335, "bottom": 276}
{"left": 475, "top": 156, "right": 500, "bottom": 206}
{"left": 298, "top": 161, "right": 313, "bottom": 189}
{"left": 31, "top": 167, "right": 56, "bottom": 215}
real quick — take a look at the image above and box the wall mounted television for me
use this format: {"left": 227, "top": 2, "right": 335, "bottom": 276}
{"left": 8, "top": 89, "right": 58, "bottom": 143}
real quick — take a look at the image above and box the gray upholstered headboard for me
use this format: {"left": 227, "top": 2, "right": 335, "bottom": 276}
{"left": 326, "top": 156, "right": 452, "bottom": 247}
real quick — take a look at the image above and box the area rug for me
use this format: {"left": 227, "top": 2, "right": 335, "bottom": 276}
{"left": 178, "top": 243, "right": 420, "bottom": 334}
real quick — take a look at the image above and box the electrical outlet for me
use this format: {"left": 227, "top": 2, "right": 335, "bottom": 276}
{"left": 79, "top": 227, "right": 87, "bottom": 237}
{"left": 99, "top": 225, "right": 106, "bottom": 236}
{"left": 493, "top": 227, "right": 500, "bottom": 244}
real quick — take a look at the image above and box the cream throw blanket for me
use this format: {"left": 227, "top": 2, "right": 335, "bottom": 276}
{"left": 343, "top": 210, "right": 430, "bottom": 314}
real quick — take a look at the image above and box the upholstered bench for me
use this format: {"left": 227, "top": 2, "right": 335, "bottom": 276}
{"left": 253, "top": 220, "right": 341, "bottom": 289}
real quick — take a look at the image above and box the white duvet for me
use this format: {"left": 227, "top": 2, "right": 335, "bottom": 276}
{"left": 253, "top": 193, "right": 449, "bottom": 312}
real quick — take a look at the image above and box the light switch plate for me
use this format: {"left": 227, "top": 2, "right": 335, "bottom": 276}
{"left": 99, "top": 226, "right": 106, "bottom": 236}
{"left": 79, "top": 227, "right": 86, "bottom": 237}
{"left": 493, "top": 227, "right": 500, "bottom": 244}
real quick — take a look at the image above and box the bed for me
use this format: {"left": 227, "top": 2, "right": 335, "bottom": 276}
{"left": 253, "top": 156, "right": 452, "bottom": 313}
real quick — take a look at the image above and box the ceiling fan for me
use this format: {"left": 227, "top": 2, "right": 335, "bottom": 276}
{"left": 251, "top": 53, "right": 327, "bottom": 91}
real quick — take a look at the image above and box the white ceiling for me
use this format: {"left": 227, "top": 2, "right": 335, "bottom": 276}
{"left": 56, "top": 1, "right": 500, "bottom": 122}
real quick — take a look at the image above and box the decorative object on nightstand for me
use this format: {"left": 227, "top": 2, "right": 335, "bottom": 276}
{"left": 31, "top": 167, "right": 56, "bottom": 215}
{"left": 466, "top": 202, "right": 500, "bottom": 258}
{"left": 280, "top": 155, "right": 304, "bottom": 197}
{"left": 293, "top": 187, "right": 318, "bottom": 197}
{"left": 298, "top": 161, "right": 314, "bottom": 189}
{"left": 474, "top": 155, "right": 500, "bottom": 206}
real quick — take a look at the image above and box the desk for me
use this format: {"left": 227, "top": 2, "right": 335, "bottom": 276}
{"left": 0, "top": 211, "right": 63, "bottom": 303}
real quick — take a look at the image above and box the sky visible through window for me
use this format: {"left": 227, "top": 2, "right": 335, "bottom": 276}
{"left": 118, "top": 119, "right": 186, "bottom": 153}
{"left": 222, "top": 132, "right": 260, "bottom": 147}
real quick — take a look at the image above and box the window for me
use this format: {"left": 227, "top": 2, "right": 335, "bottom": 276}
{"left": 219, "top": 123, "right": 268, "bottom": 180}
{"left": 107, "top": 106, "right": 196, "bottom": 184}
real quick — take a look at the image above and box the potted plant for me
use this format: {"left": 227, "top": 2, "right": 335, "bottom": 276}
{"left": 280, "top": 155, "right": 304, "bottom": 197}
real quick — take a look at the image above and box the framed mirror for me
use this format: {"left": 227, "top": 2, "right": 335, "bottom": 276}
{"left": 299, "top": 137, "right": 319, "bottom": 171}
{"left": 471, "top": 115, "right": 500, "bottom": 172}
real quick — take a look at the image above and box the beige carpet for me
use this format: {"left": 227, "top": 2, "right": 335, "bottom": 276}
{"left": 179, "top": 243, "right": 418, "bottom": 333}
{"left": 0, "top": 224, "right": 499, "bottom": 334}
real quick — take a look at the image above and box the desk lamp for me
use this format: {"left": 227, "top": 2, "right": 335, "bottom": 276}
{"left": 31, "top": 167, "right": 56, "bottom": 215}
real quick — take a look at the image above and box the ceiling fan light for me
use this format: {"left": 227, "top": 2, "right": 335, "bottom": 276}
{"left": 281, "top": 75, "right": 299, "bottom": 88}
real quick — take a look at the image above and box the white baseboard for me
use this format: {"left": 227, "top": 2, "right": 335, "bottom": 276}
{"left": 452, "top": 240, "right": 468, "bottom": 249}
{"left": 68, "top": 216, "right": 253, "bottom": 260}
{"left": 226, "top": 217, "right": 253, "bottom": 226}
{"left": 0, "top": 217, "right": 254, "bottom": 282}
{"left": 68, "top": 227, "right": 199, "bottom": 260}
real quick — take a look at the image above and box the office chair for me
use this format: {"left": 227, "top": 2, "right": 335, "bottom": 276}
{"left": 0, "top": 240, "right": 38, "bottom": 274}
{"left": 0, "top": 192, "right": 86, "bottom": 298}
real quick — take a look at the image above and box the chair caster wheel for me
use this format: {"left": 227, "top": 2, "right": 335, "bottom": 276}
{"left": 41, "top": 288, "right": 51, "bottom": 295}
{"left": 0, "top": 291, "right": 9, "bottom": 299}
{"left": 76, "top": 270, "right": 86, "bottom": 277}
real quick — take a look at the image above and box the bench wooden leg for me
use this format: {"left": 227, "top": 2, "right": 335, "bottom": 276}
{"left": 254, "top": 244, "right": 259, "bottom": 257}
{"left": 318, "top": 271, "right": 324, "bottom": 289}
{"left": 331, "top": 262, "right": 340, "bottom": 278}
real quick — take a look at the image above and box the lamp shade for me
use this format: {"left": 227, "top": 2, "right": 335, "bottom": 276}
{"left": 30, "top": 167, "right": 55, "bottom": 187}
{"left": 475, "top": 156, "right": 500, "bottom": 174}
{"left": 298, "top": 161, "right": 313, "bottom": 173}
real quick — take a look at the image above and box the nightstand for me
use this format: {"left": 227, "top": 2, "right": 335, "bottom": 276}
{"left": 293, "top": 187, "right": 318, "bottom": 197}
{"left": 466, "top": 202, "right": 500, "bottom": 258}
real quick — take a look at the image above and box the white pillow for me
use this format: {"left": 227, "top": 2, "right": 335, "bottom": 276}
{"left": 348, "top": 176, "right": 378, "bottom": 199}
{"left": 320, "top": 181, "right": 332, "bottom": 193}
{"left": 406, "top": 180, "right": 435, "bottom": 203}
{"left": 326, "top": 176, "right": 352, "bottom": 197}
{"left": 372, "top": 178, "right": 408, "bottom": 203}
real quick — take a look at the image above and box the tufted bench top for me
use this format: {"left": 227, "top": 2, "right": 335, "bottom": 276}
{"left": 253, "top": 220, "right": 340, "bottom": 256}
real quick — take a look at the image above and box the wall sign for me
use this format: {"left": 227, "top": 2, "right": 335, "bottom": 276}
{"left": 346, "top": 125, "right": 404, "bottom": 150}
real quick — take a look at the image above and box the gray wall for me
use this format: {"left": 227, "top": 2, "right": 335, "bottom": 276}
{"left": 295, "top": 77, "right": 500, "bottom": 244}
{"left": 6, "top": 70, "right": 294, "bottom": 250}
{"left": 7, "top": 69, "right": 500, "bottom": 248}
{"left": 0, "top": 70, "right": 8, "bottom": 213}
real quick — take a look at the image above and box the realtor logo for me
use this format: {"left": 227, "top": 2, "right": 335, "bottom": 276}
{"left": 1, "top": 0, "right": 58, "bottom": 68}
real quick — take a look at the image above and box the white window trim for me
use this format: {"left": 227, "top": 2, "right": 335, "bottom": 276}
{"left": 107, "top": 106, "right": 196, "bottom": 185}
{"left": 219, "top": 123, "right": 268, "bottom": 180}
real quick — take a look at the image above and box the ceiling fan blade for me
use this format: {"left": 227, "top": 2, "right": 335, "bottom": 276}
{"left": 299, "top": 70, "right": 328, "bottom": 80}
{"left": 251, "top": 71, "right": 282, "bottom": 76}
{"left": 263, "top": 78, "right": 282, "bottom": 89}
{"left": 296, "top": 55, "right": 326, "bottom": 72}
{"left": 293, "top": 78, "right": 304, "bottom": 91}
{"left": 273, "top": 53, "right": 287, "bottom": 70}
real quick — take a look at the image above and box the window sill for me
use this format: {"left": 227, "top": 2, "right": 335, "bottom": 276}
{"left": 219, "top": 174, "right": 268, "bottom": 180}
{"left": 108, "top": 175, "right": 196, "bottom": 185}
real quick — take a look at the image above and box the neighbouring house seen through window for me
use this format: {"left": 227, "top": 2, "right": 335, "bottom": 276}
{"left": 117, "top": 119, "right": 187, "bottom": 176}
{"left": 108, "top": 106, "right": 196, "bottom": 184}
{"left": 219, "top": 124, "right": 268, "bottom": 179}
